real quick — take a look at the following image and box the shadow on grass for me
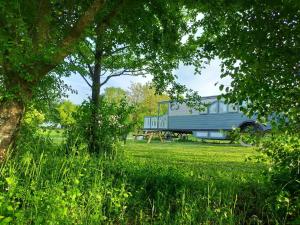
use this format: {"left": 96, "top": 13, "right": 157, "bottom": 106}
{"left": 103, "top": 159, "right": 272, "bottom": 224}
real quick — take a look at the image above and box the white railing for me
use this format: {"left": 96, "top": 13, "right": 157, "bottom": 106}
{"left": 158, "top": 115, "right": 168, "bottom": 129}
{"left": 143, "top": 115, "right": 168, "bottom": 129}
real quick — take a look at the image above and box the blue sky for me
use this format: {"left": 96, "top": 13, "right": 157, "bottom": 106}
{"left": 63, "top": 58, "right": 231, "bottom": 104}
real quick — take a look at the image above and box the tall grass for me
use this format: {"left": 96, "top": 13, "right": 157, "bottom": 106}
{"left": 0, "top": 139, "right": 284, "bottom": 224}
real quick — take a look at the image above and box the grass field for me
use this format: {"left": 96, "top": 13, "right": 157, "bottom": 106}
{"left": 1, "top": 135, "right": 277, "bottom": 224}
{"left": 123, "top": 141, "right": 269, "bottom": 224}
{"left": 125, "top": 141, "right": 264, "bottom": 177}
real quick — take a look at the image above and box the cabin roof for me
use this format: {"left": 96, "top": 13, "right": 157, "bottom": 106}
{"left": 158, "top": 95, "right": 219, "bottom": 104}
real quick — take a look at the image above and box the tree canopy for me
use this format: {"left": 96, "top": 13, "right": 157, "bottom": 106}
{"left": 127, "top": 82, "right": 169, "bottom": 131}
{"left": 2, "top": 0, "right": 299, "bottom": 158}
{"left": 197, "top": 1, "right": 300, "bottom": 125}
{"left": 0, "top": 0, "right": 204, "bottom": 158}
{"left": 103, "top": 87, "right": 127, "bottom": 104}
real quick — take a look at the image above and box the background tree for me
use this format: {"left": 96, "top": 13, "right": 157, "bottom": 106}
{"left": 103, "top": 87, "right": 127, "bottom": 104}
{"left": 128, "top": 82, "right": 169, "bottom": 132}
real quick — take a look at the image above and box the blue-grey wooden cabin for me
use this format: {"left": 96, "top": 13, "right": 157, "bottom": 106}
{"left": 143, "top": 95, "right": 269, "bottom": 139}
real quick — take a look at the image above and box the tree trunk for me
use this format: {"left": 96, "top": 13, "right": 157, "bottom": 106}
{"left": 89, "top": 59, "right": 101, "bottom": 153}
{"left": 89, "top": 27, "right": 103, "bottom": 154}
{"left": 0, "top": 101, "right": 25, "bottom": 161}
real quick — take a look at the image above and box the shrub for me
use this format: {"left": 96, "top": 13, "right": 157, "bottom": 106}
{"left": 65, "top": 98, "right": 134, "bottom": 156}
{"left": 13, "top": 107, "right": 54, "bottom": 157}
{"left": 258, "top": 132, "right": 300, "bottom": 223}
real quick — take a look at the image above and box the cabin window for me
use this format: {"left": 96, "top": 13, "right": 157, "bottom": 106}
{"left": 209, "top": 101, "right": 218, "bottom": 114}
{"left": 228, "top": 104, "right": 238, "bottom": 112}
{"left": 219, "top": 101, "right": 227, "bottom": 113}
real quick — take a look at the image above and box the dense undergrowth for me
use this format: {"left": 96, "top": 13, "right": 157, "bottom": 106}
{"left": 0, "top": 135, "right": 297, "bottom": 224}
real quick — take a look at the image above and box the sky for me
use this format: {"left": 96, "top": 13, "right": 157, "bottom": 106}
{"left": 63, "top": 58, "right": 232, "bottom": 104}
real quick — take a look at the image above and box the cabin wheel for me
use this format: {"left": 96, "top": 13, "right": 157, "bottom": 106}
{"left": 239, "top": 123, "right": 263, "bottom": 147}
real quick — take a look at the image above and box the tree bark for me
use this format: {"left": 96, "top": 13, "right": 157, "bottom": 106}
{"left": 0, "top": 101, "right": 25, "bottom": 161}
{"left": 89, "top": 26, "right": 103, "bottom": 154}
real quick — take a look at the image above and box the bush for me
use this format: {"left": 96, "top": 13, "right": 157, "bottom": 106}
{"left": 13, "top": 107, "right": 54, "bottom": 157}
{"left": 65, "top": 98, "right": 134, "bottom": 156}
{"left": 258, "top": 132, "right": 300, "bottom": 223}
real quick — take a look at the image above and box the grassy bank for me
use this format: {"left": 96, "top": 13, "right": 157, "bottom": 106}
{"left": 0, "top": 140, "right": 278, "bottom": 224}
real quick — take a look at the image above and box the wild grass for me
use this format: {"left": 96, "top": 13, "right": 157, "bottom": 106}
{"left": 0, "top": 136, "right": 280, "bottom": 224}
{"left": 123, "top": 141, "right": 270, "bottom": 224}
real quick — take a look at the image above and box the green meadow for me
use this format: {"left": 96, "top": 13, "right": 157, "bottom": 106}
{"left": 1, "top": 135, "right": 278, "bottom": 225}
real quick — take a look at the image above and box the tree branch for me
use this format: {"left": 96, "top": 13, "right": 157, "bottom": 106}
{"left": 53, "top": 0, "right": 105, "bottom": 64}
{"left": 83, "top": 39, "right": 96, "bottom": 57}
{"left": 100, "top": 69, "right": 146, "bottom": 87}
{"left": 77, "top": 50, "right": 94, "bottom": 76}
{"left": 103, "top": 45, "right": 129, "bottom": 57}
{"left": 100, "top": 68, "right": 108, "bottom": 77}
{"left": 36, "top": 0, "right": 107, "bottom": 79}
{"left": 33, "top": 0, "right": 51, "bottom": 49}
{"left": 78, "top": 73, "right": 92, "bottom": 88}
{"left": 100, "top": 69, "right": 126, "bottom": 87}
{"left": 68, "top": 57, "right": 92, "bottom": 88}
